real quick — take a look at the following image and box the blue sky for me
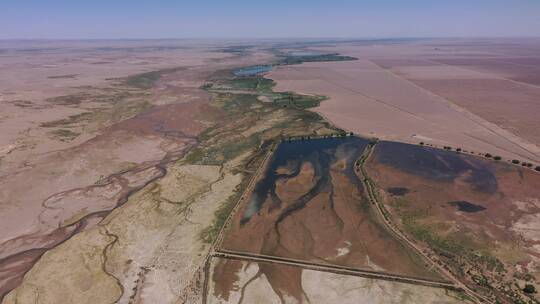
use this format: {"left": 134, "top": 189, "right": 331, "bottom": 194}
{"left": 1, "top": 0, "right": 539, "bottom": 39}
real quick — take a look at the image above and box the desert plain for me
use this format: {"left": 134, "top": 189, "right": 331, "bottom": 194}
{"left": 1, "top": 38, "right": 540, "bottom": 304}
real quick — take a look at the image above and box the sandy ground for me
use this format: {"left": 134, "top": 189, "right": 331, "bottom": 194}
{"left": 0, "top": 40, "right": 273, "bottom": 301}
{"left": 268, "top": 38, "right": 540, "bottom": 164}
{"left": 2, "top": 161, "right": 243, "bottom": 304}
{"left": 207, "top": 257, "right": 469, "bottom": 304}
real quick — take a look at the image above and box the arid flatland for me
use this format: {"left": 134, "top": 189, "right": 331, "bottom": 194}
{"left": 269, "top": 38, "right": 540, "bottom": 164}
{"left": 1, "top": 38, "right": 540, "bottom": 304}
{"left": 221, "top": 137, "right": 441, "bottom": 280}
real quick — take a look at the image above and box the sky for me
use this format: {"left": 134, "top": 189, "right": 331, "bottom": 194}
{"left": 1, "top": 0, "right": 540, "bottom": 39}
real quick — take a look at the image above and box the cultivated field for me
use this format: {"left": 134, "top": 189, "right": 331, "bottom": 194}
{"left": 268, "top": 38, "right": 540, "bottom": 164}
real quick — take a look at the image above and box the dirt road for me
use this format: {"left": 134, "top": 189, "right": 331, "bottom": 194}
{"left": 213, "top": 249, "right": 458, "bottom": 290}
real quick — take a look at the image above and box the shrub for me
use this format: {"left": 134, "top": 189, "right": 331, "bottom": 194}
{"left": 419, "top": 142, "right": 424, "bottom": 145}
{"left": 493, "top": 156, "right": 502, "bottom": 161}
{"left": 523, "top": 284, "right": 536, "bottom": 294}
{"left": 512, "top": 159, "right": 520, "bottom": 164}
{"left": 485, "top": 153, "right": 492, "bottom": 158}
{"left": 456, "top": 148, "right": 462, "bottom": 152}
{"left": 536, "top": 166, "right": 540, "bottom": 172}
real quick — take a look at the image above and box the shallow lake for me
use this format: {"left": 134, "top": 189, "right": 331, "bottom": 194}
{"left": 373, "top": 141, "right": 498, "bottom": 193}
{"left": 242, "top": 136, "right": 369, "bottom": 223}
{"left": 233, "top": 65, "right": 272, "bottom": 77}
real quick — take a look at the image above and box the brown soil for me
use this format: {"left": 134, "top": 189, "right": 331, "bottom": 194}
{"left": 366, "top": 146, "right": 540, "bottom": 302}
{"left": 211, "top": 257, "right": 306, "bottom": 303}
{"left": 222, "top": 142, "right": 439, "bottom": 280}
{"left": 269, "top": 39, "right": 540, "bottom": 163}
{"left": 411, "top": 78, "right": 540, "bottom": 146}
{"left": 212, "top": 258, "right": 244, "bottom": 302}
{"left": 431, "top": 58, "right": 540, "bottom": 86}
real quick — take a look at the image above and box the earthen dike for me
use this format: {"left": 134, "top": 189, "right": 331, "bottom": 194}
{"left": 201, "top": 136, "right": 497, "bottom": 304}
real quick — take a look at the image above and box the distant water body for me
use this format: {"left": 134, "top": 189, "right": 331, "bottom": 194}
{"left": 233, "top": 65, "right": 272, "bottom": 77}
{"left": 287, "top": 51, "right": 323, "bottom": 57}
{"left": 241, "top": 136, "right": 369, "bottom": 223}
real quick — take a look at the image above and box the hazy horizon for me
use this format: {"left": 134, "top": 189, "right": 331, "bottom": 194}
{"left": 2, "top": 0, "right": 540, "bottom": 40}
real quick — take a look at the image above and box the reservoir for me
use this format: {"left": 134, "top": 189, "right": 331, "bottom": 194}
{"left": 233, "top": 65, "right": 272, "bottom": 77}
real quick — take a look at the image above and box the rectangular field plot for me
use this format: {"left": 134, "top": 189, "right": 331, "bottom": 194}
{"left": 207, "top": 257, "right": 468, "bottom": 304}
{"left": 220, "top": 137, "right": 441, "bottom": 280}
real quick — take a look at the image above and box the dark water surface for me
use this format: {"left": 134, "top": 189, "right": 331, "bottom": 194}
{"left": 387, "top": 187, "right": 410, "bottom": 196}
{"left": 286, "top": 50, "right": 324, "bottom": 57}
{"left": 448, "top": 200, "right": 486, "bottom": 212}
{"left": 242, "top": 137, "right": 369, "bottom": 223}
{"left": 374, "top": 141, "right": 498, "bottom": 193}
{"left": 233, "top": 65, "right": 272, "bottom": 77}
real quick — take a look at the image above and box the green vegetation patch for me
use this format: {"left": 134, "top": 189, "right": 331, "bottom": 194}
{"left": 278, "top": 53, "right": 358, "bottom": 65}
{"left": 194, "top": 67, "right": 340, "bottom": 244}
{"left": 393, "top": 198, "right": 482, "bottom": 258}
{"left": 124, "top": 71, "right": 163, "bottom": 89}
{"left": 231, "top": 77, "right": 275, "bottom": 92}
{"left": 46, "top": 93, "right": 93, "bottom": 106}
{"left": 124, "top": 67, "right": 184, "bottom": 89}
{"left": 47, "top": 74, "right": 79, "bottom": 79}
{"left": 200, "top": 175, "right": 249, "bottom": 243}
{"left": 272, "top": 92, "right": 326, "bottom": 109}
{"left": 10, "top": 100, "right": 35, "bottom": 108}
{"left": 40, "top": 112, "right": 93, "bottom": 128}
{"left": 40, "top": 97, "right": 150, "bottom": 130}
{"left": 50, "top": 129, "right": 80, "bottom": 142}
{"left": 387, "top": 196, "right": 520, "bottom": 301}
{"left": 205, "top": 71, "right": 326, "bottom": 110}
{"left": 46, "top": 89, "right": 144, "bottom": 107}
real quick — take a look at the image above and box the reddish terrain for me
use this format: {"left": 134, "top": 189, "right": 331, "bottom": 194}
{"left": 0, "top": 41, "right": 272, "bottom": 300}
{"left": 269, "top": 39, "right": 540, "bottom": 164}
{"left": 367, "top": 141, "right": 540, "bottom": 302}
{"left": 221, "top": 138, "right": 439, "bottom": 280}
